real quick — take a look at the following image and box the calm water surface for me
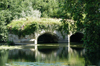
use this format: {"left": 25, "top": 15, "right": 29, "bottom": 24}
{"left": 0, "top": 43, "right": 100, "bottom": 66}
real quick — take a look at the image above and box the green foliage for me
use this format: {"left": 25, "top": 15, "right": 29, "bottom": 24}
{"left": 0, "top": 0, "right": 65, "bottom": 18}
{"left": 62, "top": 0, "right": 100, "bottom": 52}
{"left": 7, "top": 41, "right": 15, "bottom": 45}
{"left": 60, "top": 19, "right": 77, "bottom": 35}
{"left": 0, "top": 0, "right": 65, "bottom": 42}
{"left": 0, "top": 11, "right": 8, "bottom": 42}
{"left": 7, "top": 17, "right": 61, "bottom": 37}
{"left": 83, "top": 0, "right": 100, "bottom": 52}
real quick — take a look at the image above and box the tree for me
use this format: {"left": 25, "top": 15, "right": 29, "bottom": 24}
{"left": 0, "top": 11, "right": 8, "bottom": 42}
{"left": 61, "top": 0, "right": 100, "bottom": 52}
{"left": 83, "top": 0, "right": 100, "bottom": 52}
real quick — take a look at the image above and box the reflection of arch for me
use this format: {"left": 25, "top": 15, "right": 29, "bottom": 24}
{"left": 37, "top": 32, "right": 59, "bottom": 44}
{"left": 38, "top": 46, "right": 58, "bottom": 54}
{"left": 70, "top": 32, "right": 84, "bottom": 42}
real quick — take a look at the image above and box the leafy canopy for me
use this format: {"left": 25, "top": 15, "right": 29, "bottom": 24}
{"left": 62, "top": 0, "right": 100, "bottom": 52}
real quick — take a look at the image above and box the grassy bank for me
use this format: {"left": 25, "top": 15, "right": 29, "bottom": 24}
{"left": 0, "top": 45, "right": 22, "bottom": 50}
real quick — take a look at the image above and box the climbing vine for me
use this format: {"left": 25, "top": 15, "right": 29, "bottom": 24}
{"left": 7, "top": 17, "right": 61, "bottom": 37}
{"left": 83, "top": 0, "right": 100, "bottom": 52}
{"left": 62, "top": 0, "right": 100, "bottom": 52}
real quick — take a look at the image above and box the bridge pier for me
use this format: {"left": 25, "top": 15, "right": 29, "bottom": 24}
{"left": 35, "top": 39, "right": 37, "bottom": 44}
{"left": 8, "top": 30, "right": 70, "bottom": 44}
{"left": 68, "top": 35, "right": 70, "bottom": 43}
{"left": 34, "top": 33, "right": 38, "bottom": 44}
{"left": 68, "top": 32, "right": 73, "bottom": 43}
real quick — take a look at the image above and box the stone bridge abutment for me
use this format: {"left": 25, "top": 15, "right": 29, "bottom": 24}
{"left": 8, "top": 30, "right": 69, "bottom": 44}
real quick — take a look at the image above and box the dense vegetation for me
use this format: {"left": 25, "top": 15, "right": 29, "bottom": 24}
{"left": 0, "top": 11, "right": 8, "bottom": 42}
{"left": 7, "top": 17, "right": 61, "bottom": 37}
{"left": 0, "top": 0, "right": 65, "bottom": 42}
{"left": 0, "top": 0, "right": 100, "bottom": 53}
{"left": 61, "top": 0, "right": 100, "bottom": 52}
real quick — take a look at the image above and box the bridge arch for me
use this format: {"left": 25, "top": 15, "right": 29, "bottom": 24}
{"left": 70, "top": 32, "right": 84, "bottom": 43}
{"left": 37, "top": 32, "right": 59, "bottom": 44}
{"left": 8, "top": 30, "right": 68, "bottom": 44}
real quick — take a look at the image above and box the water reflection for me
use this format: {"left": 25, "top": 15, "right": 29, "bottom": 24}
{"left": 0, "top": 49, "right": 9, "bottom": 66}
{"left": 38, "top": 45, "right": 58, "bottom": 54}
{"left": 33, "top": 43, "right": 85, "bottom": 66}
{"left": 8, "top": 49, "right": 35, "bottom": 62}
{"left": 36, "top": 46, "right": 69, "bottom": 63}
{"left": 85, "top": 50, "right": 100, "bottom": 66}
{"left": 68, "top": 47, "right": 85, "bottom": 66}
{"left": 0, "top": 43, "right": 100, "bottom": 66}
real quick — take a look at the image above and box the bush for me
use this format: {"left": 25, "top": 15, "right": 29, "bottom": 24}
{"left": 7, "top": 41, "right": 15, "bottom": 46}
{"left": 0, "top": 11, "right": 8, "bottom": 42}
{"left": 7, "top": 17, "right": 61, "bottom": 37}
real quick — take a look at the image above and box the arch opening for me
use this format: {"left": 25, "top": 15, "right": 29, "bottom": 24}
{"left": 37, "top": 33, "right": 58, "bottom": 44}
{"left": 70, "top": 32, "right": 84, "bottom": 43}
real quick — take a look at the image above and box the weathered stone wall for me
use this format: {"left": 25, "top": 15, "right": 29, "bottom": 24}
{"left": 8, "top": 34, "right": 35, "bottom": 44}
{"left": 8, "top": 30, "right": 69, "bottom": 44}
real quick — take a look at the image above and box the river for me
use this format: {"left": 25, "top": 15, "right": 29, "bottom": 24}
{"left": 0, "top": 42, "right": 100, "bottom": 66}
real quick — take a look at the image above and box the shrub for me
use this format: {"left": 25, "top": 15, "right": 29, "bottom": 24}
{"left": 7, "top": 17, "right": 61, "bottom": 37}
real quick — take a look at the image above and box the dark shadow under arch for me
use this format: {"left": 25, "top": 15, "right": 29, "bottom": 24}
{"left": 38, "top": 46, "right": 58, "bottom": 54}
{"left": 37, "top": 33, "right": 58, "bottom": 44}
{"left": 70, "top": 32, "right": 84, "bottom": 43}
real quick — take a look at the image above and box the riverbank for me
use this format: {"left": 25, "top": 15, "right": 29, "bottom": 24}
{"left": 0, "top": 42, "right": 84, "bottom": 50}
{"left": 0, "top": 45, "right": 22, "bottom": 50}
{"left": 0, "top": 44, "right": 36, "bottom": 50}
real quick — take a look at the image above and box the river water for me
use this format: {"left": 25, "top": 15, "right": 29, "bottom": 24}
{"left": 0, "top": 43, "right": 100, "bottom": 66}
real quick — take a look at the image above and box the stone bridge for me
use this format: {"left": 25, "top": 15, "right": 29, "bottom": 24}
{"left": 8, "top": 30, "right": 69, "bottom": 44}
{"left": 8, "top": 30, "right": 84, "bottom": 44}
{"left": 8, "top": 18, "right": 84, "bottom": 44}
